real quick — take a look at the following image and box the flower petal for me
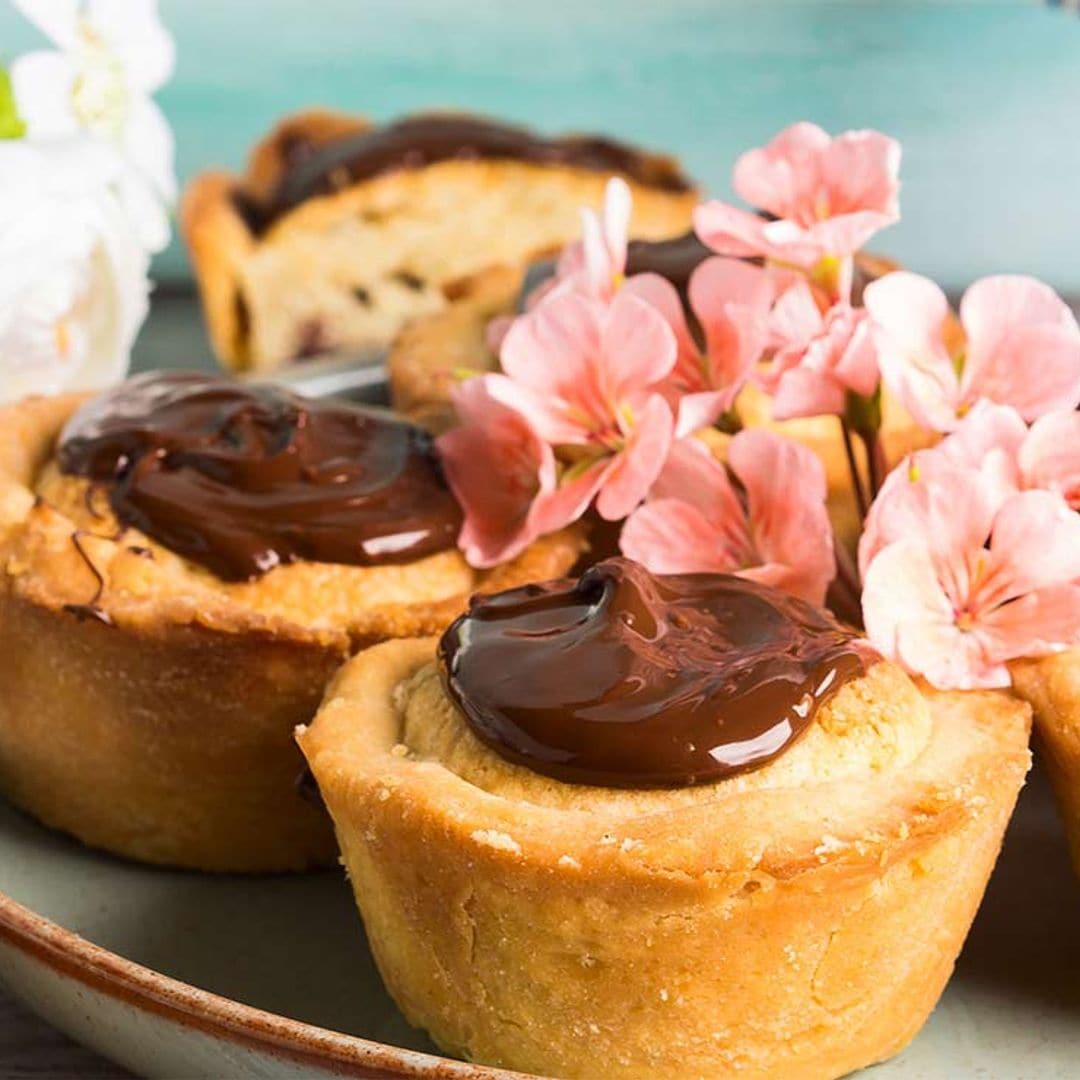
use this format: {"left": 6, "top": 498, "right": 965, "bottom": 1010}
{"left": 689, "top": 255, "right": 773, "bottom": 388}
{"left": 770, "top": 365, "right": 846, "bottom": 422}
{"left": 817, "top": 128, "right": 901, "bottom": 218}
{"left": 959, "top": 275, "right": 1080, "bottom": 419}
{"left": 986, "top": 490, "right": 1080, "bottom": 598}
{"left": 979, "top": 585, "right": 1080, "bottom": 664}
{"left": 595, "top": 394, "right": 674, "bottom": 520}
{"left": 802, "top": 210, "right": 897, "bottom": 263}
{"left": 864, "top": 271, "right": 960, "bottom": 431}
{"left": 728, "top": 428, "right": 834, "bottom": 604}
{"left": 437, "top": 376, "right": 555, "bottom": 567}
{"left": 11, "top": 0, "right": 81, "bottom": 50}
{"left": 499, "top": 290, "right": 605, "bottom": 441}
{"left": 620, "top": 498, "right": 741, "bottom": 575}
{"left": 600, "top": 290, "right": 677, "bottom": 406}
{"left": 9, "top": 51, "right": 78, "bottom": 139}
{"left": 123, "top": 96, "right": 176, "bottom": 203}
{"left": 731, "top": 121, "right": 830, "bottom": 219}
{"left": 1019, "top": 410, "right": 1080, "bottom": 509}
{"left": 88, "top": 0, "right": 176, "bottom": 91}
{"left": 862, "top": 539, "right": 1007, "bottom": 690}
{"left": 693, "top": 200, "right": 774, "bottom": 260}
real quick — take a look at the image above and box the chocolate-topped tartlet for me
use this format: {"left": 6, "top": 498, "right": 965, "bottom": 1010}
{"left": 0, "top": 375, "right": 584, "bottom": 871}
{"left": 439, "top": 559, "right": 867, "bottom": 787}
{"left": 182, "top": 109, "right": 697, "bottom": 372}
{"left": 300, "top": 558, "right": 1030, "bottom": 1078}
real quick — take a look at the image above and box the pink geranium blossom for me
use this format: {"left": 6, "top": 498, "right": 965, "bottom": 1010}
{"left": 622, "top": 256, "right": 774, "bottom": 435}
{"left": 934, "top": 401, "right": 1080, "bottom": 511}
{"left": 619, "top": 429, "right": 836, "bottom": 604}
{"left": 864, "top": 271, "right": 1080, "bottom": 432}
{"left": 436, "top": 376, "right": 600, "bottom": 567}
{"left": 758, "top": 279, "right": 879, "bottom": 420}
{"left": 861, "top": 481, "right": 1080, "bottom": 690}
{"left": 485, "top": 177, "right": 632, "bottom": 351}
{"left": 694, "top": 122, "right": 900, "bottom": 279}
{"left": 494, "top": 287, "right": 676, "bottom": 520}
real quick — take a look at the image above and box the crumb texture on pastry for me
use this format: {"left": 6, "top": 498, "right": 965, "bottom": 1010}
{"left": 0, "top": 392, "right": 584, "bottom": 871}
{"left": 301, "top": 638, "right": 1031, "bottom": 1079}
{"left": 182, "top": 110, "right": 697, "bottom": 372}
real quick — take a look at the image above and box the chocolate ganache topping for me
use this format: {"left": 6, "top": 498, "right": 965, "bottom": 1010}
{"left": 438, "top": 558, "right": 869, "bottom": 788}
{"left": 257, "top": 114, "right": 693, "bottom": 227}
{"left": 57, "top": 372, "right": 462, "bottom": 581}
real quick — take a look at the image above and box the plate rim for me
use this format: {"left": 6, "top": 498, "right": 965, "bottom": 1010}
{"left": 0, "top": 884, "right": 525, "bottom": 1079}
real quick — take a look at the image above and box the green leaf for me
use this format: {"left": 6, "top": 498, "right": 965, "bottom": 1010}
{"left": 0, "top": 69, "right": 26, "bottom": 140}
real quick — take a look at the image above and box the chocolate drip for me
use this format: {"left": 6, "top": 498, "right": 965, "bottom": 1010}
{"left": 58, "top": 372, "right": 462, "bottom": 582}
{"left": 256, "top": 114, "right": 692, "bottom": 228}
{"left": 439, "top": 558, "right": 868, "bottom": 788}
{"left": 625, "top": 231, "right": 714, "bottom": 298}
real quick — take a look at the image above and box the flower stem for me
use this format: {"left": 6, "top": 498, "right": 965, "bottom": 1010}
{"left": 857, "top": 427, "right": 887, "bottom": 499}
{"left": 839, "top": 418, "right": 869, "bottom": 521}
{"left": 827, "top": 534, "right": 864, "bottom": 629}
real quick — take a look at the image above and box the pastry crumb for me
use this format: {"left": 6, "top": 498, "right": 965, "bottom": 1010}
{"left": 814, "top": 834, "right": 846, "bottom": 859}
{"left": 390, "top": 742, "right": 410, "bottom": 758}
{"left": 470, "top": 829, "right": 522, "bottom": 854}
{"left": 558, "top": 854, "right": 581, "bottom": 870}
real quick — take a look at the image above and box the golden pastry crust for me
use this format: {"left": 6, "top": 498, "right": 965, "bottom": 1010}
{"left": 300, "top": 639, "right": 1030, "bottom": 1079}
{"left": 0, "top": 393, "right": 586, "bottom": 872}
{"left": 1011, "top": 648, "right": 1080, "bottom": 875}
{"left": 182, "top": 110, "right": 697, "bottom": 372}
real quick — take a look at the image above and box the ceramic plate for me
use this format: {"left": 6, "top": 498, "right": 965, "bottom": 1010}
{"left": 0, "top": 764, "right": 1077, "bottom": 1078}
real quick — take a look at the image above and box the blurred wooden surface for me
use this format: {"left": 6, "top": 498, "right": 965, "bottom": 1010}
{"left": 0, "top": 995, "right": 130, "bottom": 1079}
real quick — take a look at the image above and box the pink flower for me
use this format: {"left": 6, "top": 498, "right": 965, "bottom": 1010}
{"left": 546, "top": 175, "right": 632, "bottom": 303}
{"left": 861, "top": 482, "right": 1080, "bottom": 690}
{"left": 622, "top": 256, "right": 774, "bottom": 435}
{"left": 864, "top": 271, "right": 1080, "bottom": 432}
{"left": 694, "top": 122, "right": 900, "bottom": 275}
{"left": 619, "top": 429, "right": 836, "bottom": 604}
{"left": 485, "top": 177, "right": 632, "bottom": 353}
{"left": 759, "top": 279, "right": 879, "bottom": 420}
{"left": 496, "top": 287, "right": 677, "bottom": 521}
{"left": 934, "top": 401, "right": 1080, "bottom": 511}
{"left": 436, "top": 376, "right": 600, "bottom": 567}
{"left": 1019, "top": 411, "right": 1080, "bottom": 510}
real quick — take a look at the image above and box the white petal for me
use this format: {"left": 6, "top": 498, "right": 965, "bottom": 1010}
{"left": 10, "top": 0, "right": 81, "bottom": 50}
{"left": 9, "top": 51, "right": 79, "bottom": 139}
{"left": 87, "top": 0, "right": 176, "bottom": 91}
{"left": 111, "top": 166, "right": 171, "bottom": 253}
{"left": 122, "top": 95, "right": 176, "bottom": 204}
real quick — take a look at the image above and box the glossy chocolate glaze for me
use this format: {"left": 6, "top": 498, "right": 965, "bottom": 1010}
{"left": 625, "top": 231, "right": 714, "bottom": 297}
{"left": 439, "top": 558, "right": 868, "bottom": 788}
{"left": 256, "top": 114, "right": 693, "bottom": 227}
{"left": 58, "top": 372, "right": 462, "bottom": 581}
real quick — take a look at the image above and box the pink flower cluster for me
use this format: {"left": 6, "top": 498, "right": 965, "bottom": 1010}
{"left": 437, "top": 120, "right": 1080, "bottom": 689}
{"left": 859, "top": 402, "right": 1080, "bottom": 689}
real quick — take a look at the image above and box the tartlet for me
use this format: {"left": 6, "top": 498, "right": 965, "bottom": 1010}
{"left": 0, "top": 373, "right": 584, "bottom": 872}
{"left": 300, "top": 558, "right": 1030, "bottom": 1078}
{"left": 182, "top": 110, "right": 698, "bottom": 372}
{"left": 1012, "top": 649, "right": 1080, "bottom": 876}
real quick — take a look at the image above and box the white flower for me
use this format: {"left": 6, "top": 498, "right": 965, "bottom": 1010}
{"left": 0, "top": 139, "right": 150, "bottom": 405}
{"left": 9, "top": 0, "right": 176, "bottom": 252}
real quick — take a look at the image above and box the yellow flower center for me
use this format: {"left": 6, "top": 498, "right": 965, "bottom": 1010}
{"left": 71, "top": 22, "right": 128, "bottom": 137}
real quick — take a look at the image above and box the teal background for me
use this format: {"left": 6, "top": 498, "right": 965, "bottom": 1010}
{"left": 3, "top": 0, "right": 1080, "bottom": 290}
